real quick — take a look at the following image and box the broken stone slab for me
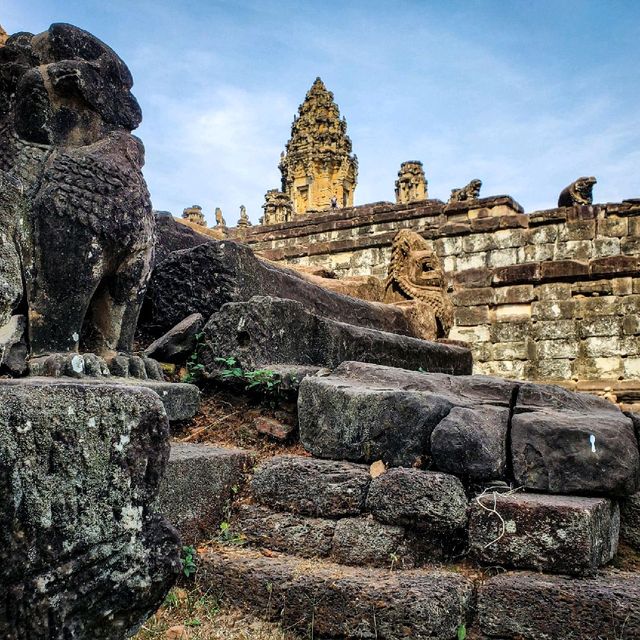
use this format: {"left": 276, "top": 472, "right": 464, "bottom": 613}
{"left": 234, "top": 504, "right": 336, "bottom": 558}
{"left": 366, "top": 468, "right": 468, "bottom": 531}
{"left": 157, "top": 443, "right": 254, "bottom": 545}
{"left": 0, "top": 314, "right": 27, "bottom": 374}
{"left": 0, "top": 378, "right": 180, "bottom": 638}
{"left": 252, "top": 416, "right": 296, "bottom": 441}
{"left": 143, "top": 240, "right": 420, "bottom": 337}
{"left": 511, "top": 409, "right": 639, "bottom": 496}
{"left": 298, "top": 361, "right": 513, "bottom": 471}
{"left": 251, "top": 455, "right": 371, "bottom": 517}
{"left": 469, "top": 493, "right": 619, "bottom": 575}
{"left": 477, "top": 570, "right": 640, "bottom": 639}
{"left": 200, "top": 296, "right": 472, "bottom": 374}
{"left": 144, "top": 313, "right": 204, "bottom": 363}
{"left": 620, "top": 491, "right": 640, "bottom": 551}
{"left": 431, "top": 404, "right": 510, "bottom": 480}
{"left": 200, "top": 545, "right": 473, "bottom": 640}
{"left": 330, "top": 517, "right": 415, "bottom": 568}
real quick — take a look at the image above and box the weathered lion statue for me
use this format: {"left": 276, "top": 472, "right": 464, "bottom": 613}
{"left": 448, "top": 178, "right": 482, "bottom": 204}
{"left": 0, "top": 23, "right": 160, "bottom": 378}
{"left": 558, "top": 176, "right": 597, "bottom": 207}
{"left": 383, "top": 229, "right": 454, "bottom": 339}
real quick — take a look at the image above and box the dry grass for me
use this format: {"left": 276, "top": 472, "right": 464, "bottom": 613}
{"left": 133, "top": 585, "right": 302, "bottom": 640}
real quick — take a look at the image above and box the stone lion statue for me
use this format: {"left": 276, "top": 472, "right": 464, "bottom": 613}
{"left": 383, "top": 229, "right": 454, "bottom": 339}
{"left": 448, "top": 179, "right": 482, "bottom": 204}
{"left": 558, "top": 176, "right": 597, "bottom": 207}
{"left": 0, "top": 23, "right": 160, "bottom": 378}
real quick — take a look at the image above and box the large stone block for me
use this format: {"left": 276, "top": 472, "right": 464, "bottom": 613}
{"left": 144, "top": 240, "right": 417, "bottom": 337}
{"left": 298, "top": 376, "right": 451, "bottom": 466}
{"left": 251, "top": 456, "right": 371, "bottom": 517}
{"left": 201, "top": 546, "right": 474, "bottom": 640}
{"left": 431, "top": 405, "right": 510, "bottom": 480}
{"left": 478, "top": 571, "right": 640, "bottom": 639}
{"left": 469, "top": 493, "right": 619, "bottom": 575}
{"left": 0, "top": 379, "right": 180, "bottom": 639}
{"left": 201, "top": 296, "right": 471, "bottom": 374}
{"left": 620, "top": 491, "right": 640, "bottom": 551}
{"left": 366, "top": 468, "right": 468, "bottom": 531}
{"left": 299, "top": 361, "right": 515, "bottom": 470}
{"left": 235, "top": 504, "right": 336, "bottom": 558}
{"left": 512, "top": 384, "right": 639, "bottom": 496}
{"left": 157, "top": 443, "right": 253, "bottom": 544}
{"left": 331, "top": 517, "right": 413, "bottom": 568}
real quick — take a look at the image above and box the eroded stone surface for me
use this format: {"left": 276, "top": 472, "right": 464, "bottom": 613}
{"left": 201, "top": 545, "right": 473, "bottom": 640}
{"left": 0, "top": 379, "right": 180, "bottom": 638}
{"left": 478, "top": 570, "right": 640, "bottom": 639}
{"left": 620, "top": 491, "right": 640, "bottom": 551}
{"left": 469, "top": 493, "right": 619, "bottom": 575}
{"left": 201, "top": 296, "right": 471, "bottom": 374}
{"left": 158, "top": 443, "right": 253, "bottom": 544}
{"left": 251, "top": 455, "right": 371, "bottom": 517}
{"left": 366, "top": 468, "right": 468, "bottom": 531}
{"left": 235, "top": 504, "right": 336, "bottom": 558}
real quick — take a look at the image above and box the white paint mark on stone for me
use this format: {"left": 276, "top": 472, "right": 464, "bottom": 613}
{"left": 71, "top": 354, "right": 84, "bottom": 373}
{"left": 163, "top": 390, "right": 168, "bottom": 396}
{"left": 72, "top": 332, "right": 80, "bottom": 343}
{"left": 590, "top": 434, "right": 597, "bottom": 453}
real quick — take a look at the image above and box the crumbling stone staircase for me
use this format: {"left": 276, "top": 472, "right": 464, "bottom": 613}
{"left": 160, "top": 360, "right": 640, "bottom": 640}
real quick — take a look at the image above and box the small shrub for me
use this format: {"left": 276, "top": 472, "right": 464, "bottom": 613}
{"left": 180, "top": 545, "right": 197, "bottom": 578}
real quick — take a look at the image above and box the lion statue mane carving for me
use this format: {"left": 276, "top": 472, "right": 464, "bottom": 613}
{"left": 558, "top": 176, "right": 597, "bottom": 207}
{"left": 0, "top": 23, "right": 160, "bottom": 378}
{"left": 448, "top": 179, "right": 482, "bottom": 204}
{"left": 383, "top": 229, "right": 454, "bottom": 339}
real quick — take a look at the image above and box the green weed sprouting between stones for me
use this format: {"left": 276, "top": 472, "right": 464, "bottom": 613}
{"left": 218, "top": 521, "right": 245, "bottom": 546}
{"left": 214, "top": 356, "right": 281, "bottom": 394}
{"left": 180, "top": 545, "right": 197, "bottom": 578}
{"left": 181, "top": 332, "right": 206, "bottom": 383}
{"left": 457, "top": 623, "right": 467, "bottom": 640}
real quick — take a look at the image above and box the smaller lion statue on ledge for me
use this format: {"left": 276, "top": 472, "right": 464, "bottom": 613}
{"left": 448, "top": 179, "right": 482, "bottom": 204}
{"left": 384, "top": 230, "right": 454, "bottom": 339}
{"left": 558, "top": 176, "right": 597, "bottom": 207}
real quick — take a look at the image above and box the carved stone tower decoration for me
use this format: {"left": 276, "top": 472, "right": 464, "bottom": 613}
{"left": 0, "top": 25, "right": 8, "bottom": 46}
{"left": 279, "top": 77, "right": 358, "bottom": 215}
{"left": 395, "top": 161, "right": 428, "bottom": 204}
{"left": 182, "top": 205, "right": 206, "bottom": 226}
{"left": 262, "top": 189, "right": 294, "bottom": 225}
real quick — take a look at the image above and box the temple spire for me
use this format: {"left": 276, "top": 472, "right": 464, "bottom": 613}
{"left": 278, "top": 77, "right": 358, "bottom": 215}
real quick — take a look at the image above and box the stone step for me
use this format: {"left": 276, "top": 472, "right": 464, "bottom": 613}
{"left": 199, "top": 544, "right": 473, "bottom": 640}
{"left": 469, "top": 493, "right": 619, "bottom": 575}
{"left": 298, "top": 361, "right": 640, "bottom": 496}
{"left": 157, "top": 443, "right": 254, "bottom": 544}
{"left": 235, "top": 505, "right": 459, "bottom": 568}
{"left": 477, "top": 570, "right": 640, "bottom": 639}
{"left": 200, "top": 295, "right": 472, "bottom": 374}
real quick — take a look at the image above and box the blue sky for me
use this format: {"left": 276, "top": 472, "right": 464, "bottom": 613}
{"left": 4, "top": 1, "right": 639, "bottom": 225}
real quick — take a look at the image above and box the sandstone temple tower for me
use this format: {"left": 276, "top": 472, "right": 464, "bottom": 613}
{"left": 279, "top": 77, "right": 358, "bottom": 215}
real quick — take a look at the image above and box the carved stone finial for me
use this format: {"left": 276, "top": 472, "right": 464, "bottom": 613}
{"left": 237, "top": 204, "right": 251, "bottom": 228}
{"left": 182, "top": 204, "right": 206, "bottom": 227}
{"left": 262, "top": 189, "right": 293, "bottom": 225}
{"left": 214, "top": 207, "right": 226, "bottom": 227}
{"left": 558, "top": 176, "right": 597, "bottom": 207}
{"left": 383, "top": 230, "right": 454, "bottom": 339}
{"left": 0, "top": 25, "right": 8, "bottom": 46}
{"left": 395, "top": 161, "right": 428, "bottom": 204}
{"left": 448, "top": 179, "right": 482, "bottom": 204}
{"left": 278, "top": 77, "right": 358, "bottom": 216}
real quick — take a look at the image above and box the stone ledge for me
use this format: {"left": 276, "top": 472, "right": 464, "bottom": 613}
{"left": 199, "top": 545, "right": 473, "bottom": 640}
